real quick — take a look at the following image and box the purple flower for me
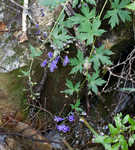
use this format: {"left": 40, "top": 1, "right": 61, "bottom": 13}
{"left": 50, "top": 60, "right": 57, "bottom": 72}
{"left": 68, "top": 114, "right": 75, "bottom": 122}
{"left": 56, "top": 124, "right": 70, "bottom": 133}
{"left": 35, "top": 24, "right": 39, "bottom": 28}
{"left": 48, "top": 52, "right": 53, "bottom": 59}
{"left": 35, "top": 30, "right": 41, "bottom": 35}
{"left": 63, "top": 56, "right": 69, "bottom": 66}
{"left": 54, "top": 56, "right": 60, "bottom": 64}
{"left": 41, "top": 59, "right": 47, "bottom": 67}
{"left": 54, "top": 116, "right": 64, "bottom": 122}
{"left": 43, "top": 32, "right": 47, "bottom": 38}
{"left": 49, "top": 56, "right": 60, "bottom": 72}
{"left": 40, "top": 8, "right": 45, "bottom": 17}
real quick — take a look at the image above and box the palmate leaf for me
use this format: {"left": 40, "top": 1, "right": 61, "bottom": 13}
{"left": 77, "top": 18, "right": 105, "bottom": 45}
{"left": 87, "top": 72, "right": 106, "bottom": 94}
{"left": 73, "top": 0, "right": 79, "bottom": 8}
{"left": 86, "top": 0, "right": 96, "bottom": 6}
{"left": 64, "top": 7, "right": 96, "bottom": 28}
{"left": 90, "top": 45, "right": 113, "bottom": 71}
{"left": 119, "top": 135, "right": 128, "bottom": 150}
{"left": 70, "top": 50, "right": 85, "bottom": 74}
{"left": 29, "top": 44, "right": 42, "bottom": 58}
{"left": 64, "top": 5, "right": 104, "bottom": 45}
{"left": 61, "top": 79, "right": 80, "bottom": 96}
{"left": 38, "top": 0, "right": 66, "bottom": 8}
{"left": 104, "top": 0, "right": 131, "bottom": 28}
{"left": 70, "top": 99, "right": 83, "bottom": 112}
{"left": 126, "top": 1, "right": 135, "bottom": 10}
{"left": 52, "top": 26, "right": 72, "bottom": 49}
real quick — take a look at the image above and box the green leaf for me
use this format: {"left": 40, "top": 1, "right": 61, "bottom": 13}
{"left": 120, "top": 87, "right": 135, "bottom": 92}
{"left": 38, "top": 0, "right": 66, "bottom": 8}
{"left": 52, "top": 26, "right": 72, "bottom": 49}
{"left": 104, "top": 0, "right": 131, "bottom": 28}
{"left": 62, "top": 80, "right": 80, "bottom": 96}
{"left": 70, "top": 50, "right": 85, "bottom": 74}
{"left": 78, "top": 17, "right": 105, "bottom": 45}
{"left": 122, "top": 114, "right": 129, "bottom": 124}
{"left": 109, "top": 124, "right": 120, "bottom": 136}
{"left": 87, "top": 72, "right": 106, "bottom": 94}
{"left": 62, "top": 89, "right": 73, "bottom": 95}
{"left": 128, "top": 136, "right": 135, "bottom": 147}
{"left": 104, "top": 137, "right": 113, "bottom": 144}
{"left": 65, "top": 6, "right": 104, "bottom": 45}
{"left": 65, "top": 79, "right": 74, "bottom": 89}
{"left": 73, "top": 0, "right": 79, "bottom": 8}
{"left": 86, "top": 0, "right": 96, "bottom": 6}
{"left": 104, "top": 10, "right": 119, "bottom": 28}
{"left": 70, "top": 99, "right": 83, "bottom": 112}
{"left": 126, "top": 1, "right": 135, "bottom": 10}
{"left": 119, "top": 135, "right": 128, "bottom": 150}
{"left": 128, "top": 117, "right": 135, "bottom": 130}
{"left": 29, "top": 44, "right": 42, "bottom": 58}
{"left": 21, "top": 70, "right": 30, "bottom": 76}
{"left": 114, "top": 113, "right": 123, "bottom": 130}
{"left": 112, "top": 143, "right": 120, "bottom": 150}
{"left": 94, "top": 135, "right": 112, "bottom": 150}
{"left": 90, "top": 45, "right": 113, "bottom": 71}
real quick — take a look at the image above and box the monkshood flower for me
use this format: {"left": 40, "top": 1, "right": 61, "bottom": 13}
{"left": 54, "top": 116, "right": 64, "bottom": 122}
{"left": 41, "top": 59, "right": 47, "bottom": 67}
{"left": 68, "top": 114, "right": 75, "bottom": 122}
{"left": 50, "top": 60, "right": 57, "bottom": 72}
{"left": 43, "top": 32, "right": 47, "bottom": 38}
{"left": 48, "top": 52, "right": 53, "bottom": 59}
{"left": 35, "top": 30, "right": 41, "bottom": 35}
{"left": 35, "top": 24, "right": 39, "bottom": 28}
{"left": 40, "top": 8, "right": 45, "bottom": 17}
{"left": 63, "top": 55, "right": 69, "bottom": 67}
{"left": 56, "top": 124, "right": 70, "bottom": 133}
{"left": 49, "top": 56, "right": 60, "bottom": 72}
{"left": 54, "top": 56, "right": 60, "bottom": 64}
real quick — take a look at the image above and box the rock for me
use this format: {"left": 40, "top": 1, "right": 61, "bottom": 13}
{"left": 0, "top": 69, "right": 26, "bottom": 124}
{"left": 3, "top": 119, "right": 52, "bottom": 150}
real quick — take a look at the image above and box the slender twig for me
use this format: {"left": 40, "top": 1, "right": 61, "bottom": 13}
{"left": 80, "top": 117, "right": 98, "bottom": 137}
{"left": 63, "top": 139, "right": 74, "bottom": 150}
{"left": 22, "top": 0, "right": 28, "bottom": 33}
{"left": 40, "top": 0, "right": 71, "bottom": 49}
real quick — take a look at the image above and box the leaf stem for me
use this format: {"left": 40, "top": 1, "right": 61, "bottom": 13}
{"left": 99, "top": 0, "right": 109, "bottom": 19}
{"left": 40, "top": 0, "right": 70, "bottom": 49}
{"left": 80, "top": 117, "right": 98, "bottom": 137}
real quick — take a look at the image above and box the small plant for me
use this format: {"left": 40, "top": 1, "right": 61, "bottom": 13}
{"left": 104, "top": 0, "right": 131, "bottom": 28}
{"left": 70, "top": 99, "right": 83, "bottom": 113}
{"left": 81, "top": 113, "right": 135, "bottom": 150}
{"left": 54, "top": 113, "right": 75, "bottom": 133}
{"left": 16, "top": 0, "right": 135, "bottom": 148}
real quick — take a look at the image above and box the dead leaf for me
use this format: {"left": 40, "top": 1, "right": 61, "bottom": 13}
{"left": 0, "top": 22, "right": 7, "bottom": 34}
{"left": 18, "top": 31, "right": 28, "bottom": 43}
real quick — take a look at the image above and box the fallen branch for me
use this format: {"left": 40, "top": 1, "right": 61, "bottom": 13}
{"left": 19, "top": 0, "right": 28, "bottom": 43}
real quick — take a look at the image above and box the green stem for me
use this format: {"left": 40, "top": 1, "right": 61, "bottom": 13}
{"left": 89, "top": 0, "right": 108, "bottom": 58}
{"left": 77, "top": 0, "right": 109, "bottom": 95}
{"left": 99, "top": 0, "right": 108, "bottom": 19}
{"left": 29, "top": 58, "right": 34, "bottom": 96}
{"left": 80, "top": 117, "right": 98, "bottom": 137}
{"left": 40, "top": 0, "right": 70, "bottom": 49}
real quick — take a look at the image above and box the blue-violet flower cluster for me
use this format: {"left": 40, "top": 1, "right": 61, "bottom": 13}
{"left": 56, "top": 125, "right": 70, "bottom": 133}
{"left": 41, "top": 52, "right": 69, "bottom": 72}
{"left": 68, "top": 114, "right": 75, "bottom": 122}
{"left": 54, "top": 113, "right": 75, "bottom": 133}
{"left": 54, "top": 116, "right": 64, "bottom": 122}
{"left": 63, "top": 55, "right": 69, "bottom": 67}
{"left": 40, "top": 8, "right": 45, "bottom": 17}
